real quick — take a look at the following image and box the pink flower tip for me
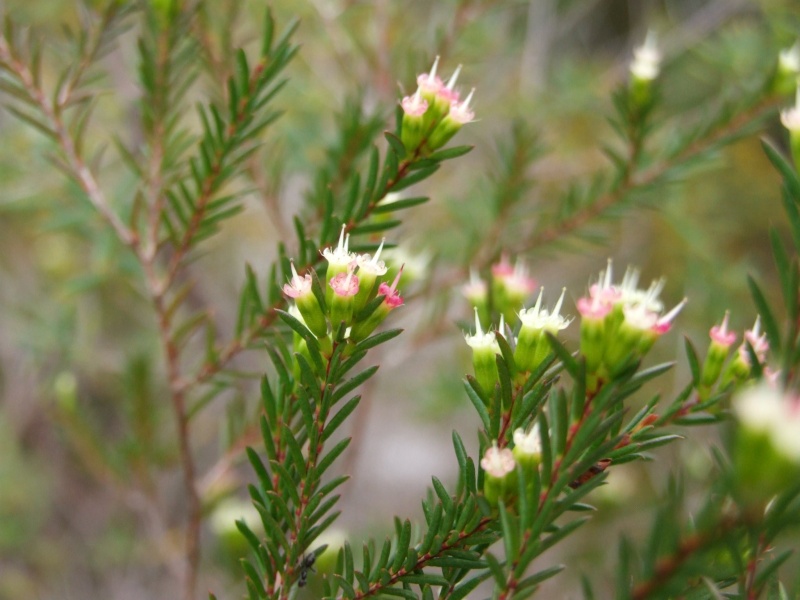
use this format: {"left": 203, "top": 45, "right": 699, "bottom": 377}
{"left": 577, "top": 295, "right": 612, "bottom": 320}
{"left": 744, "top": 315, "right": 769, "bottom": 356}
{"left": 462, "top": 268, "right": 487, "bottom": 300}
{"left": 322, "top": 224, "right": 356, "bottom": 267}
{"left": 438, "top": 64, "right": 462, "bottom": 103}
{"left": 709, "top": 311, "right": 736, "bottom": 346}
{"left": 492, "top": 255, "right": 535, "bottom": 296}
{"left": 448, "top": 88, "right": 475, "bottom": 124}
{"left": 378, "top": 266, "right": 404, "bottom": 308}
{"left": 480, "top": 442, "right": 515, "bottom": 478}
{"left": 329, "top": 271, "right": 359, "bottom": 297}
{"left": 417, "top": 56, "right": 443, "bottom": 94}
{"left": 653, "top": 297, "right": 687, "bottom": 335}
{"left": 282, "top": 261, "right": 312, "bottom": 299}
{"left": 401, "top": 88, "right": 428, "bottom": 117}
{"left": 589, "top": 259, "right": 622, "bottom": 305}
{"left": 491, "top": 254, "right": 514, "bottom": 277}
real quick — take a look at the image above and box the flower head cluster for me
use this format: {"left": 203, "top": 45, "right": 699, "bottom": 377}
{"left": 400, "top": 57, "right": 476, "bottom": 155}
{"left": 281, "top": 228, "right": 406, "bottom": 352}
{"left": 461, "top": 256, "right": 538, "bottom": 331}
{"left": 480, "top": 427, "right": 544, "bottom": 508}
{"left": 576, "top": 260, "right": 686, "bottom": 383}
{"left": 696, "top": 313, "right": 771, "bottom": 400}
{"left": 462, "top": 258, "right": 569, "bottom": 388}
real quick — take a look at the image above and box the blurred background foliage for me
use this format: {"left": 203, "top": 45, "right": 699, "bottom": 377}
{"left": 0, "top": 0, "right": 798, "bottom": 598}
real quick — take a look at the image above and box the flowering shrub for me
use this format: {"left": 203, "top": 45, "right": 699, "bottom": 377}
{"left": 1, "top": 3, "right": 800, "bottom": 600}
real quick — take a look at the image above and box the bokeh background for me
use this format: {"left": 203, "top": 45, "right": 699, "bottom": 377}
{"left": 0, "top": 0, "right": 798, "bottom": 598}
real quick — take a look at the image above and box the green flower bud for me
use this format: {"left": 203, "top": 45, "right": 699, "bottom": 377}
{"left": 462, "top": 268, "right": 489, "bottom": 328}
{"left": 481, "top": 442, "right": 517, "bottom": 507}
{"left": 491, "top": 255, "right": 536, "bottom": 325}
{"left": 577, "top": 297, "right": 611, "bottom": 376}
{"left": 328, "top": 271, "right": 359, "bottom": 329}
{"left": 400, "top": 90, "right": 429, "bottom": 154}
{"left": 700, "top": 312, "right": 736, "bottom": 389}
{"left": 782, "top": 86, "right": 800, "bottom": 173}
{"left": 322, "top": 226, "right": 356, "bottom": 306}
{"left": 349, "top": 271, "right": 404, "bottom": 343}
{"left": 770, "top": 43, "right": 800, "bottom": 96}
{"left": 426, "top": 89, "right": 475, "bottom": 152}
{"left": 353, "top": 240, "right": 387, "bottom": 313}
{"left": 628, "top": 32, "right": 660, "bottom": 110}
{"left": 465, "top": 309, "right": 501, "bottom": 398}
{"left": 732, "top": 383, "right": 800, "bottom": 504}
{"left": 514, "top": 288, "right": 571, "bottom": 373}
{"left": 283, "top": 263, "right": 328, "bottom": 338}
{"left": 512, "top": 426, "right": 542, "bottom": 470}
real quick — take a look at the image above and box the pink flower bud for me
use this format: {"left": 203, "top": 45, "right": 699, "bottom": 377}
{"left": 481, "top": 443, "right": 515, "bottom": 478}
{"left": 329, "top": 271, "right": 359, "bottom": 298}
{"left": 577, "top": 295, "right": 612, "bottom": 320}
{"left": 447, "top": 88, "right": 475, "bottom": 125}
{"left": 710, "top": 311, "right": 737, "bottom": 347}
{"left": 417, "top": 56, "right": 443, "bottom": 96}
{"left": 401, "top": 88, "right": 428, "bottom": 117}
{"left": 652, "top": 298, "right": 687, "bottom": 335}
{"left": 282, "top": 261, "right": 313, "bottom": 299}
{"left": 377, "top": 268, "right": 404, "bottom": 309}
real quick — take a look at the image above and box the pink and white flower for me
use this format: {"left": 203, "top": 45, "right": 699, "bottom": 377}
{"left": 710, "top": 311, "right": 737, "bottom": 347}
{"left": 282, "top": 261, "right": 313, "bottom": 299}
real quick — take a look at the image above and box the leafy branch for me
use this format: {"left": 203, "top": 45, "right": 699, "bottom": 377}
{"left": 0, "top": 5, "right": 136, "bottom": 247}
{"left": 182, "top": 135, "right": 473, "bottom": 393}
{"left": 520, "top": 86, "right": 781, "bottom": 254}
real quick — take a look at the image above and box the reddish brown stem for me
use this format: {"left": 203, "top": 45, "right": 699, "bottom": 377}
{"left": 345, "top": 517, "right": 493, "bottom": 600}
{"left": 630, "top": 513, "right": 746, "bottom": 600}
{"left": 519, "top": 96, "right": 780, "bottom": 255}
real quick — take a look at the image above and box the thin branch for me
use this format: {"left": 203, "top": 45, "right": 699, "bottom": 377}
{"left": 497, "top": 530, "right": 533, "bottom": 600}
{"left": 0, "top": 38, "right": 137, "bottom": 249}
{"left": 630, "top": 514, "right": 741, "bottom": 600}
{"left": 0, "top": 25, "right": 208, "bottom": 599}
{"left": 150, "top": 283, "right": 203, "bottom": 600}
{"left": 163, "top": 52, "right": 272, "bottom": 289}
{"left": 138, "top": 23, "right": 204, "bottom": 600}
{"left": 519, "top": 96, "right": 781, "bottom": 254}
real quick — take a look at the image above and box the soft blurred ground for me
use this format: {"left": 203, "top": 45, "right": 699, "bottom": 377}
{"left": 0, "top": 0, "right": 797, "bottom": 598}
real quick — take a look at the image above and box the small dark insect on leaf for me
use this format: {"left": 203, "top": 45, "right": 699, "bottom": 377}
{"left": 297, "top": 552, "right": 316, "bottom": 588}
{"left": 568, "top": 459, "right": 611, "bottom": 489}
